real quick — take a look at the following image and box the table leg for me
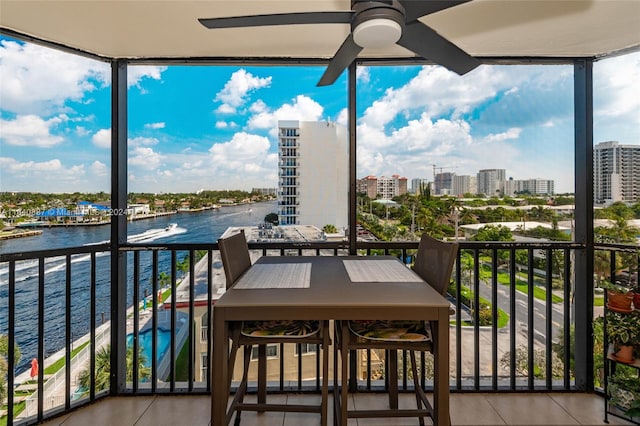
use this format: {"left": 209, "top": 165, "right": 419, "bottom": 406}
{"left": 434, "top": 309, "right": 450, "bottom": 426}
{"left": 212, "top": 309, "right": 229, "bottom": 425}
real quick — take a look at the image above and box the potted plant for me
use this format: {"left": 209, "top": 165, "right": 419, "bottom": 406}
{"left": 606, "top": 311, "right": 640, "bottom": 363}
{"left": 601, "top": 280, "right": 634, "bottom": 312}
{"left": 608, "top": 372, "right": 640, "bottom": 418}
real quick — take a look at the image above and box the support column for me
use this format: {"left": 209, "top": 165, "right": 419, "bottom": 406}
{"left": 110, "top": 59, "right": 128, "bottom": 394}
{"left": 573, "top": 59, "right": 594, "bottom": 391}
{"left": 348, "top": 62, "right": 357, "bottom": 255}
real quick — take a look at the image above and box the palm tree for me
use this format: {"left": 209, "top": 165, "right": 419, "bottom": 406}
{"left": 77, "top": 344, "right": 150, "bottom": 396}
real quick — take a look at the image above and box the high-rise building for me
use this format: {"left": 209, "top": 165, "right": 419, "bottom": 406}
{"left": 503, "top": 178, "right": 554, "bottom": 196}
{"left": 594, "top": 141, "right": 640, "bottom": 204}
{"left": 477, "top": 169, "right": 506, "bottom": 196}
{"left": 277, "top": 120, "right": 348, "bottom": 229}
{"left": 434, "top": 172, "right": 454, "bottom": 195}
{"left": 356, "top": 175, "right": 408, "bottom": 199}
{"left": 452, "top": 175, "right": 477, "bottom": 196}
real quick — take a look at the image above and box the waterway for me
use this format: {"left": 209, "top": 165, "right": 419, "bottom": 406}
{"left": 0, "top": 201, "right": 277, "bottom": 374}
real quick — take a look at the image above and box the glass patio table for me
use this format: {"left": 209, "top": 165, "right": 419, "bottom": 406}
{"left": 210, "top": 255, "right": 451, "bottom": 426}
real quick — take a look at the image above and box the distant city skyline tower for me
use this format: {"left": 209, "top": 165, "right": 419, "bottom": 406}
{"left": 594, "top": 141, "right": 640, "bottom": 204}
{"left": 277, "top": 120, "right": 348, "bottom": 229}
{"left": 477, "top": 169, "right": 506, "bottom": 196}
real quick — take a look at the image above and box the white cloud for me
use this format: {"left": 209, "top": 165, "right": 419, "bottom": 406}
{"left": 129, "top": 136, "right": 159, "bottom": 147}
{"left": 215, "top": 120, "right": 238, "bottom": 129}
{"left": 594, "top": 52, "right": 640, "bottom": 130}
{"left": 357, "top": 67, "right": 370, "bottom": 84}
{"left": 214, "top": 69, "right": 271, "bottom": 113}
{"left": 0, "top": 40, "right": 166, "bottom": 115}
{"left": 247, "top": 95, "right": 324, "bottom": 137}
{"left": 90, "top": 160, "right": 108, "bottom": 177}
{"left": 92, "top": 129, "right": 111, "bottom": 148}
{"left": 128, "top": 65, "right": 167, "bottom": 90}
{"left": 483, "top": 128, "right": 522, "bottom": 143}
{"left": 129, "top": 146, "right": 163, "bottom": 170}
{"left": 360, "top": 65, "right": 505, "bottom": 129}
{"left": 144, "top": 122, "right": 165, "bottom": 129}
{"left": 0, "top": 157, "right": 92, "bottom": 191}
{"left": 0, "top": 114, "right": 65, "bottom": 147}
{"left": 0, "top": 40, "right": 109, "bottom": 115}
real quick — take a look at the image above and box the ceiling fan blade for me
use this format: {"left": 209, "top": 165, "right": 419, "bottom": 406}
{"left": 317, "top": 34, "right": 363, "bottom": 87}
{"left": 400, "top": 1, "right": 472, "bottom": 22}
{"left": 199, "top": 11, "right": 353, "bottom": 29}
{"left": 397, "top": 21, "right": 480, "bottom": 75}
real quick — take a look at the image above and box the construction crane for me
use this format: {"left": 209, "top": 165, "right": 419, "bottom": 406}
{"left": 432, "top": 164, "right": 459, "bottom": 182}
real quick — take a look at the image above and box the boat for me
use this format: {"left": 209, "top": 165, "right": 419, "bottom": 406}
{"left": 86, "top": 223, "right": 180, "bottom": 245}
{"left": 128, "top": 223, "right": 178, "bottom": 243}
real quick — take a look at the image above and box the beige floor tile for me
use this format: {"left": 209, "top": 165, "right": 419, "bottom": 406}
{"left": 135, "top": 395, "right": 210, "bottom": 426}
{"left": 225, "top": 394, "right": 287, "bottom": 426}
{"left": 549, "top": 393, "right": 635, "bottom": 425}
{"left": 450, "top": 394, "right": 506, "bottom": 425}
{"left": 350, "top": 393, "right": 428, "bottom": 425}
{"left": 58, "top": 396, "right": 155, "bottom": 426}
{"left": 484, "top": 393, "right": 580, "bottom": 425}
{"left": 282, "top": 394, "right": 326, "bottom": 426}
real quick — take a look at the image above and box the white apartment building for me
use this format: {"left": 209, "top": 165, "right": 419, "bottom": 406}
{"left": 594, "top": 141, "right": 640, "bottom": 204}
{"left": 503, "top": 178, "right": 555, "bottom": 196}
{"left": 357, "top": 175, "right": 408, "bottom": 199}
{"left": 477, "top": 169, "right": 506, "bottom": 196}
{"left": 277, "top": 120, "right": 348, "bottom": 229}
{"left": 452, "top": 175, "right": 477, "bottom": 196}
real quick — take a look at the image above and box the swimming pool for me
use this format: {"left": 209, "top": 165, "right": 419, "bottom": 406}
{"left": 126, "top": 328, "right": 171, "bottom": 368}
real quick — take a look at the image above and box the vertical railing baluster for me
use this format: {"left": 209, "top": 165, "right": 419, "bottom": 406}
{"left": 90, "top": 251, "right": 97, "bottom": 401}
{"left": 65, "top": 254, "right": 72, "bottom": 409}
{"left": 170, "top": 250, "right": 177, "bottom": 391}
{"left": 206, "top": 249, "right": 213, "bottom": 391}
{"left": 509, "top": 249, "right": 517, "bottom": 390}
{"left": 132, "top": 251, "right": 139, "bottom": 392}
{"left": 473, "top": 249, "right": 480, "bottom": 389}
{"left": 527, "top": 249, "right": 535, "bottom": 390}
{"left": 455, "top": 249, "right": 462, "bottom": 390}
{"left": 151, "top": 250, "right": 158, "bottom": 392}
{"left": 188, "top": 249, "right": 195, "bottom": 391}
{"left": 37, "top": 257, "right": 44, "bottom": 422}
{"left": 545, "top": 248, "right": 553, "bottom": 389}
{"left": 563, "top": 249, "right": 571, "bottom": 389}
{"left": 8, "top": 260, "right": 16, "bottom": 426}
{"left": 491, "top": 248, "right": 498, "bottom": 390}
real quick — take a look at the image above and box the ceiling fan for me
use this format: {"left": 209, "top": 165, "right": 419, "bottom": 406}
{"left": 199, "top": 0, "right": 481, "bottom": 87}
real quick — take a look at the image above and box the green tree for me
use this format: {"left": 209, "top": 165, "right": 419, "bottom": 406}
{"left": 471, "top": 224, "right": 514, "bottom": 242}
{"left": 322, "top": 224, "right": 337, "bottom": 233}
{"left": 0, "top": 335, "right": 21, "bottom": 401}
{"left": 77, "top": 344, "right": 150, "bottom": 396}
{"left": 264, "top": 212, "right": 278, "bottom": 225}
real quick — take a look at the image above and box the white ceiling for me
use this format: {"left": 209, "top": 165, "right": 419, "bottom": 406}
{"left": 1, "top": 0, "right": 639, "bottom": 63}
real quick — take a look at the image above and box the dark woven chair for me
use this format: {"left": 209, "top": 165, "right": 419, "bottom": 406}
{"left": 334, "top": 234, "right": 459, "bottom": 425}
{"left": 218, "top": 230, "right": 330, "bottom": 426}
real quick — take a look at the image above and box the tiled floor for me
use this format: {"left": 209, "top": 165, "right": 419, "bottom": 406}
{"left": 36, "top": 392, "right": 635, "bottom": 426}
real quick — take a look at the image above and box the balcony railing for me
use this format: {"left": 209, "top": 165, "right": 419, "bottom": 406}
{"left": 1, "top": 240, "right": 634, "bottom": 425}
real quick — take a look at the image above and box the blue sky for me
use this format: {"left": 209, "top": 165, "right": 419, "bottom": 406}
{"left": 1, "top": 35, "right": 638, "bottom": 194}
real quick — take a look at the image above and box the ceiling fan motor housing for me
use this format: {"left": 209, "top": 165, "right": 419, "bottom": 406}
{"left": 352, "top": 1, "right": 405, "bottom": 48}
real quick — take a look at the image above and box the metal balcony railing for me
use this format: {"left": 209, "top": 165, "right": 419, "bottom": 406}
{"left": 1, "top": 240, "right": 635, "bottom": 425}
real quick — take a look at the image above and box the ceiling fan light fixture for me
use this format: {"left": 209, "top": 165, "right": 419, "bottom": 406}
{"left": 353, "top": 18, "right": 402, "bottom": 48}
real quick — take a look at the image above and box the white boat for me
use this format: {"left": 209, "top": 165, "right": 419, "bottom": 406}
{"left": 128, "top": 223, "right": 178, "bottom": 243}
{"left": 86, "top": 223, "right": 180, "bottom": 245}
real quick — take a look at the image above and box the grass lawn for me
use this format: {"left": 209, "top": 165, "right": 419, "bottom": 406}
{"left": 44, "top": 341, "right": 90, "bottom": 375}
{"left": 453, "top": 284, "right": 510, "bottom": 328}
{"left": 482, "top": 265, "right": 564, "bottom": 303}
